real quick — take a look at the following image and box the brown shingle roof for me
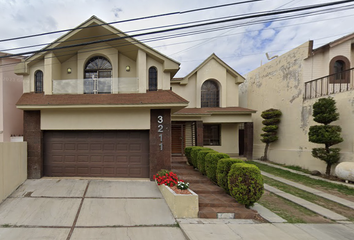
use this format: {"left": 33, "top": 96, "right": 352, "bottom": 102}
{"left": 16, "top": 90, "right": 188, "bottom": 107}
{"left": 174, "top": 107, "right": 256, "bottom": 115}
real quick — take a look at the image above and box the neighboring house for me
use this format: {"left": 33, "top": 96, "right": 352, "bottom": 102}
{"left": 14, "top": 16, "right": 254, "bottom": 179}
{"left": 241, "top": 33, "right": 354, "bottom": 173}
{"left": 0, "top": 52, "right": 23, "bottom": 142}
{"left": 171, "top": 54, "right": 255, "bottom": 158}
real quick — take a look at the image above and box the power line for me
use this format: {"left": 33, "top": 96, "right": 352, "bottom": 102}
{"left": 0, "top": 0, "right": 262, "bottom": 43}
{"left": 1, "top": 0, "right": 353, "bottom": 60}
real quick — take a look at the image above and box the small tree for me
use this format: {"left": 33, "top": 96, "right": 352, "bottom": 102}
{"left": 260, "top": 108, "right": 282, "bottom": 161}
{"left": 308, "top": 97, "right": 343, "bottom": 176}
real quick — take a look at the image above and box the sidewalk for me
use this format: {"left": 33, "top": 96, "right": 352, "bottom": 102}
{"left": 178, "top": 219, "right": 354, "bottom": 240}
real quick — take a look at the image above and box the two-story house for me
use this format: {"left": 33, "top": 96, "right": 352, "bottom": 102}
{"left": 0, "top": 52, "right": 23, "bottom": 142}
{"left": 15, "top": 16, "right": 255, "bottom": 179}
{"left": 242, "top": 33, "right": 354, "bottom": 173}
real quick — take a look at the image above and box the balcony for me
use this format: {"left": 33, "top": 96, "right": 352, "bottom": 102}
{"left": 52, "top": 78, "right": 139, "bottom": 94}
{"left": 304, "top": 68, "right": 354, "bottom": 100}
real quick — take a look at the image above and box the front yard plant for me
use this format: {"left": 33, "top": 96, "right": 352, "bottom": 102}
{"left": 216, "top": 158, "right": 244, "bottom": 194}
{"left": 205, "top": 152, "right": 229, "bottom": 183}
{"left": 308, "top": 97, "right": 343, "bottom": 175}
{"left": 260, "top": 108, "right": 282, "bottom": 161}
{"left": 228, "top": 163, "right": 264, "bottom": 208}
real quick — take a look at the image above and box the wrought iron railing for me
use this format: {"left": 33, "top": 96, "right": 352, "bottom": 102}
{"left": 52, "top": 78, "right": 139, "bottom": 94}
{"left": 304, "top": 68, "right": 354, "bottom": 99}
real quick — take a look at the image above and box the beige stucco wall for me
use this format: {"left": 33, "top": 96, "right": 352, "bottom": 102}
{"left": 172, "top": 58, "right": 240, "bottom": 108}
{"left": 0, "top": 56, "right": 23, "bottom": 141}
{"left": 24, "top": 60, "right": 44, "bottom": 93}
{"left": 242, "top": 40, "right": 354, "bottom": 173}
{"left": 207, "top": 123, "right": 240, "bottom": 156}
{"left": 0, "top": 142, "right": 27, "bottom": 203}
{"left": 41, "top": 108, "right": 150, "bottom": 130}
{"left": 242, "top": 41, "right": 323, "bottom": 170}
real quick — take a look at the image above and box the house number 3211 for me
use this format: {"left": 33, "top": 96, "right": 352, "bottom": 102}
{"left": 158, "top": 115, "right": 163, "bottom": 150}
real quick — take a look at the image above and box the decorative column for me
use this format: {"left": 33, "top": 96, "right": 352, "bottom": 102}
{"left": 150, "top": 109, "right": 171, "bottom": 180}
{"left": 23, "top": 110, "right": 43, "bottom": 179}
{"left": 244, "top": 122, "right": 254, "bottom": 160}
{"left": 196, "top": 121, "right": 203, "bottom": 146}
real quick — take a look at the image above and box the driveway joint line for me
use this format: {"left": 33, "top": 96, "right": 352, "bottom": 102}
{"left": 66, "top": 180, "right": 90, "bottom": 240}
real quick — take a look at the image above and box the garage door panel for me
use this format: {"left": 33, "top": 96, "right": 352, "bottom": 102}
{"left": 44, "top": 130, "right": 149, "bottom": 178}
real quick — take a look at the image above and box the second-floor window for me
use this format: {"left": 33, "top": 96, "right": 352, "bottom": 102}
{"left": 149, "top": 67, "right": 157, "bottom": 91}
{"left": 84, "top": 56, "right": 112, "bottom": 94}
{"left": 35, "top": 70, "right": 43, "bottom": 93}
{"left": 329, "top": 56, "right": 350, "bottom": 84}
{"left": 201, "top": 80, "right": 219, "bottom": 108}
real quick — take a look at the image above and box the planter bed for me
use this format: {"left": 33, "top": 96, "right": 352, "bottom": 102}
{"left": 157, "top": 184, "right": 198, "bottom": 218}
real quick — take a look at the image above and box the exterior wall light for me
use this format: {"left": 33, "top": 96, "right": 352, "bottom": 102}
{"left": 67, "top": 68, "right": 72, "bottom": 74}
{"left": 126, "top": 66, "right": 130, "bottom": 72}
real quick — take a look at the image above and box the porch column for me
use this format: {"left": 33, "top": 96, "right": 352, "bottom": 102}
{"left": 24, "top": 110, "right": 43, "bottom": 179}
{"left": 244, "top": 122, "right": 254, "bottom": 160}
{"left": 196, "top": 121, "right": 203, "bottom": 146}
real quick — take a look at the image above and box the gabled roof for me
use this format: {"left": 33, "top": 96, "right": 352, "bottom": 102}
{"left": 313, "top": 32, "right": 354, "bottom": 54}
{"left": 18, "top": 16, "right": 180, "bottom": 75}
{"left": 171, "top": 53, "right": 245, "bottom": 85}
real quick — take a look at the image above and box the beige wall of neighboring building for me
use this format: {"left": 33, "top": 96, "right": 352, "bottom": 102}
{"left": 0, "top": 54, "right": 23, "bottom": 141}
{"left": 0, "top": 142, "right": 27, "bottom": 203}
{"left": 41, "top": 108, "right": 150, "bottom": 130}
{"left": 242, "top": 39, "right": 354, "bottom": 173}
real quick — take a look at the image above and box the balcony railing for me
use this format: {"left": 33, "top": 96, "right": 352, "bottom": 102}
{"left": 304, "top": 68, "right": 354, "bottom": 100}
{"left": 52, "top": 78, "right": 139, "bottom": 94}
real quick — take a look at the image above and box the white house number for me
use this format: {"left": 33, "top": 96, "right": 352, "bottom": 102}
{"left": 158, "top": 115, "right": 163, "bottom": 150}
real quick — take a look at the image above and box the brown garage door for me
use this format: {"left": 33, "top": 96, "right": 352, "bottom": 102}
{"left": 44, "top": 130, "right": 149, "bottom": 178}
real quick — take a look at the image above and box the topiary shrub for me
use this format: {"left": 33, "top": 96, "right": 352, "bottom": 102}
{"left": 216, "top": 158, "right": 244, "bottom": 193}
{"left": 205, "top": 152, "right": 229, "bottom": 183}
{"left": 190, "top": 146, "right": 205, "bottom": 168}
{"left": 228, "top": 163, "right": 264, "bottom": 208}
{"left": 197, "top": 149, "right": 217, "bottom": 175}
{"left": 308, "top": 97, "right": 343, "bottom": 175}
{"left": 260, "top": 108, "right": 282, "bottom": 161}
{"left": 184, "top": 147, "right": 194, "bottom": 165}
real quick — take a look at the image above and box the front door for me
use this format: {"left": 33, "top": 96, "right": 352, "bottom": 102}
{"left": 171, "top": 124, "right": 185, "bottom": 156}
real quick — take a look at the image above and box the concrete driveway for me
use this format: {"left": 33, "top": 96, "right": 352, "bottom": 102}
{"left": 0, "top": 179, "right": 187, "bottom": 240}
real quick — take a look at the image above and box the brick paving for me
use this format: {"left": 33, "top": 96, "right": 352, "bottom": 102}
{"left": 172, "top": 157, "right": 259, "bottom": 219}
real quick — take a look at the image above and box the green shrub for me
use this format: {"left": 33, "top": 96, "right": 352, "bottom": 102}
{"left": 197, "top": 150, "right": 217, "bottom": 175}
{"left": 205, "top": 153, "right": 229, "bottom": 183}
{"left": 228, "top": 163, "right": 264, "bottom": 208}
{"left": 184, "top": 147, "right": 194, "bottom": 165}
{"left": 216, "top": 158, "right": 244, "bottom": 193}
{"left": 190, "top": 146, "right": 205, "bottom": 168}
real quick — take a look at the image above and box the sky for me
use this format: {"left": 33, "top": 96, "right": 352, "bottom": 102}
{"left": 1, "top": 0, "right": 354, "bottom": 77}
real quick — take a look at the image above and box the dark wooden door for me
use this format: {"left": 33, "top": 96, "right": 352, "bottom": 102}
{"left": 171, "top": 124, "right": 185, "bottom": 155}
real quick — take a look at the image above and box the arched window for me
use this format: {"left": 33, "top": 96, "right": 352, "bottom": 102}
{"left": 149, "top": 67, "right": 157, "bottom": 91}
{"left": 329, "top": 56, "right": 350, "bottom": 83}
{"left": 201, "top": 80, "right": 219, "bottom": 108}
{"left": 84, "top": 56, "right": 112, "bottom": 94}
{"left": 34, "top": 70, "right": 43, "bottom": 93}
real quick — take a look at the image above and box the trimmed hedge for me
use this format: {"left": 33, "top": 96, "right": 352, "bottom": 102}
{"left": 190, "top": 146, "right": 206, "bottom": 168}
{"left": 228, "top": 163, "right": 264, "bottom": 208}
{"left": 205, "top": 153, "right": 229, "bottom": 183}
{"left": 197, "top": 150, "right": 217, "bottom": 175}
{"left": 216, "top": 158, "right": 244, "bottom": 193}
{"left": 184, "top": 147, "right": 194, "bottom": 165}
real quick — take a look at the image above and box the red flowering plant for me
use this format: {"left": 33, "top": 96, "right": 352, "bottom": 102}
{"left": 153, "top": 169, "right": 190, "bottom": 190}
{"left": 153, "top": 170, "right": 179, "bottom": 187}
